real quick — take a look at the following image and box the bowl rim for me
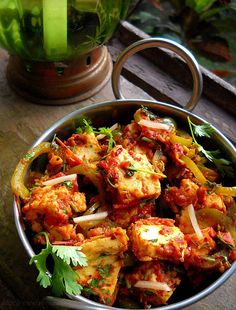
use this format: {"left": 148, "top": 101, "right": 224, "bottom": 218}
{"left": 13, "top": 98, "right": 236, "bottom": 310}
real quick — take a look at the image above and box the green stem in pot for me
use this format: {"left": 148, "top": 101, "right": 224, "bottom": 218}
{"left": 43, "top": 0, "right": 67, "bottom": 59}
{"left": 73, "top": 0, "right": 98, "bottom": 13}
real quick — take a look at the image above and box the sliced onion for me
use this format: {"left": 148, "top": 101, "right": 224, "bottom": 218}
{"left": 73, "top": 211, "right": 108, "bottom": 224}
{"left": 42, "top": 174, "right": 77, "bottom": 186}
{"left": 138, "top": 119, "right": 170, "bottom": 130}
{"left": 134, "top": 280, "right": 171, "bottom": 292}
{"left": 187, "top": 204, "right": 203, "bottom": 240}
{"left": 96, "top": 123, "right": 119, "bottom": 140}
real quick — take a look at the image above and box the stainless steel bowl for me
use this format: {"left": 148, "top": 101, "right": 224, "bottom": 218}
{"left": 14, "top": 38, "right": 236, "bottom": 310}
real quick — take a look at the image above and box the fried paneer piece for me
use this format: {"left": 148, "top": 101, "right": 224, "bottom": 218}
{"left": 22, "top": 180, "right": 86, "bottom": 242}
{"left": 75, "top": 227, "right": 128, "bottom": 306}
{"left": 80, "top": 227, "right": 128, "bottom": 260}
{"left": 98, "top": 145, "right": 161, "bottom": 208}
{"left": 125, "top": 261, "right": 181, "bottom": 307}
{"left": 110, "top": 200, "right": 156, "bottom": 228}
{"left": 163, "top": 178, "right": 226, "bottom": 213}
{"left": 184, "top": 227, "right": 218, "bottom": 270}
{"left": 128, "top": 218, "right": 187, "bottom": 262}
{"left": 67, "top": 132, "right": 102, "bottom": 163}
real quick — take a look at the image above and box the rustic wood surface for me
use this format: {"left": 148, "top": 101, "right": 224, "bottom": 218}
{"left": 117, "top": 22, "right": 236, "bottom": 117}
{"left": 0, "top": 35, "right": 236, "bottom": 310}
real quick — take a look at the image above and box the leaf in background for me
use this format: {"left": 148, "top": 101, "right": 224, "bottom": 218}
{"left": 212, "top": 17, "right": 236, "bottom": 34}
{"left": 150, "top": 0, "right": 163, "bottom": 10}
{"left": 200, "top": 7, "right": 225, "bottom": 20}
{"left": 190, "top": 37, "right": 232, "bottom": 62}
{"left": 128, "top": 0, "right": 236, "bottom": 84}
{"left": 130, "top": 10, "right": 160, "bottom": 23}
{"left": 186, "top": 0, "right": 218, "bottom": 13}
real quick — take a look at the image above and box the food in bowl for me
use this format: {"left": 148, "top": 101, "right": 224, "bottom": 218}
{"left": 11, "top": 105, "right": 236, "bottom": 309}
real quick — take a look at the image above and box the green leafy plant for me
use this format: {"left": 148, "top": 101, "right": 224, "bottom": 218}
{"left": 129, "top": 0, "right": 236, "bottom": 82}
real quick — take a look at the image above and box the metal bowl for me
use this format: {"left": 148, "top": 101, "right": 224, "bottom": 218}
{"left": 13, "top": 38, "right": 236, "bottom": 310}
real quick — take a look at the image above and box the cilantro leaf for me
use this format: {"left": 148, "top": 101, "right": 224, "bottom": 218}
{"left": 76, "top": 118, "right": 95, "bottom": 134}
{"left": 187, "top": 117, "right": 215, "bottom": 143}
{"left": 191, "top": 122, "right": 215, "bottom": 138}
{"left": 149, "top": 239, "right": 158, "bottom": 243}
{"left": 141, "top": 105, "right": 157, "bottom": 120}
{"left": 97, "top": 127, "right": 116, "bottom": 152}
{"left": 127, "top": 164, "right": 166, "bottom": 177}
{"left": 187, "top": 117, "right": 233, "bottom": 177}
{"left": 62, "top": 181, "right": 73, "bottom": 188}
{"left": 30, "top": 246, "right": 52, "bottom": 288}
{"left": 51, "top": 134, "right": 59, "bottom": 150}
{"left": 89, "top": 278, "right": 99, "bottom": 288}
{"left": 212, "top": 158, "right": 234, "bottom": 177}
{"left": 52, "top": 255, "right": 83, "bottom": 296}
{"left": 52, "top": 245, "right": 88, "bottom": 267}
{"left": 200, "top": 148, "right": 234, "bottom": 177}
{"left": 30, "top": 233, "right": 87, "bottom": 296}
{"left": 97, "top": 264, "right": 111, "bottom": 278}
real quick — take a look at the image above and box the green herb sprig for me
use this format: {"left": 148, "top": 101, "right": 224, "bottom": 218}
{"left": 30, "top": 232, "right": 87, "bottom": 296}
{"left": 96, "top": 127, "right": 116, "bottom": 152}
{"left": 76, "top": 119, "right": 95, "bottom": 134}
{"left": 187, "top": 117, "right": 233, "bottom": 177}
{"left": 75, "top": 118, "right": 117, "bottom": 152}
{"left": 127, "top": 164, "right": 166, "bottom": 178}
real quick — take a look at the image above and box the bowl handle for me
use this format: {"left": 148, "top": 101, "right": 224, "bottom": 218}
{"left": 111, "top": 37, "right": 203, "bottom": 111}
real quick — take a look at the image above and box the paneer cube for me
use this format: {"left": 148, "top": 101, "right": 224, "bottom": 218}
{"left": 110, "top": 200, "right": 155, "bottom": 228}
{"left": 80, "top": 227, "right": 128, "bottom": 261}
{"left": 75, "top": 227, "right": 128, "bottom": 306}
{"left": 67, "top": 132, "right": 102, "bottom": 163}
{"left": 163, "top": 178, "right": 226, "bottom": 213}
{"left": 98, "top": 145, "right": 161, "bottom": 208}
{"left": 22, "top": 182, "right": 86, "bottom": 242}
{"left": 204, "top": 193, "right": 226, "bottom": 213}
{"left": 76, "top": 255, "right": 122, "bottom": 306}
{"left": 128, "top": 218, "right": 187, "bottom": 262}
{"left": 125, "top": 261, "right": 181, "bottom": 307}
{"left": 184, "top": 227, "right": 217, "bottom": 270}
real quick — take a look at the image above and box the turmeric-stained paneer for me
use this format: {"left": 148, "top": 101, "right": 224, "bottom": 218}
{"left": 163, "top": 178, "right": 227, "bottom": 213}
{"left": 98, "top": 145, "right": 161, "bottom": 208}
{"left": 110, "top": 200, "right": 156, "bottom": 229}
{"left": 22, "top": 177, "right": 86, "bottom": 242}
{"left": 125, "top": 261, "right": 182, "bottom": 307}
{"left": 128, "top": 218, "right": 187, "bottom": 262}
{"left": 184, "top": 227, "right": 218, "bottom": 270}
{"left": 67, "top": 132, "right": 102, "bottom": 163}
{"left": 79, "top": 227, "right": 128, "bottom": 260}
{"left": 163, "top": 178, "right": 199, "bottom": 209}
{"left": 75, "top": 227, "right": 128, "bottom": 306}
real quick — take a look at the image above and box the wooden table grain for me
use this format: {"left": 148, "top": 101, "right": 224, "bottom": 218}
{"left": 0, "top": 44, "right": 236, "bottom": 310}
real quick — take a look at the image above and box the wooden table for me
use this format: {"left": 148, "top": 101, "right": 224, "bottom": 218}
{"left": 1, "top": 22, "right": 236, "bottom": 310}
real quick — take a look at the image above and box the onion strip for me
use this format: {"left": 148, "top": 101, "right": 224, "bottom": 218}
{"left": 42, "top": 174, "right": 77, "bottom": 186}
{"left": 138, "top": 119, "right": 170, "bottom": 130}
{"left": 134, "top": 280, "right": 171, "bottom": 292}
{"left": 73, "top": 211, "right": 108, "bottom": 224}
{"left": 97, "top": 123, "right": 119, "bottom": 140}
{"left": 187, "top": 204, "right": 203, "bottom": 240}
